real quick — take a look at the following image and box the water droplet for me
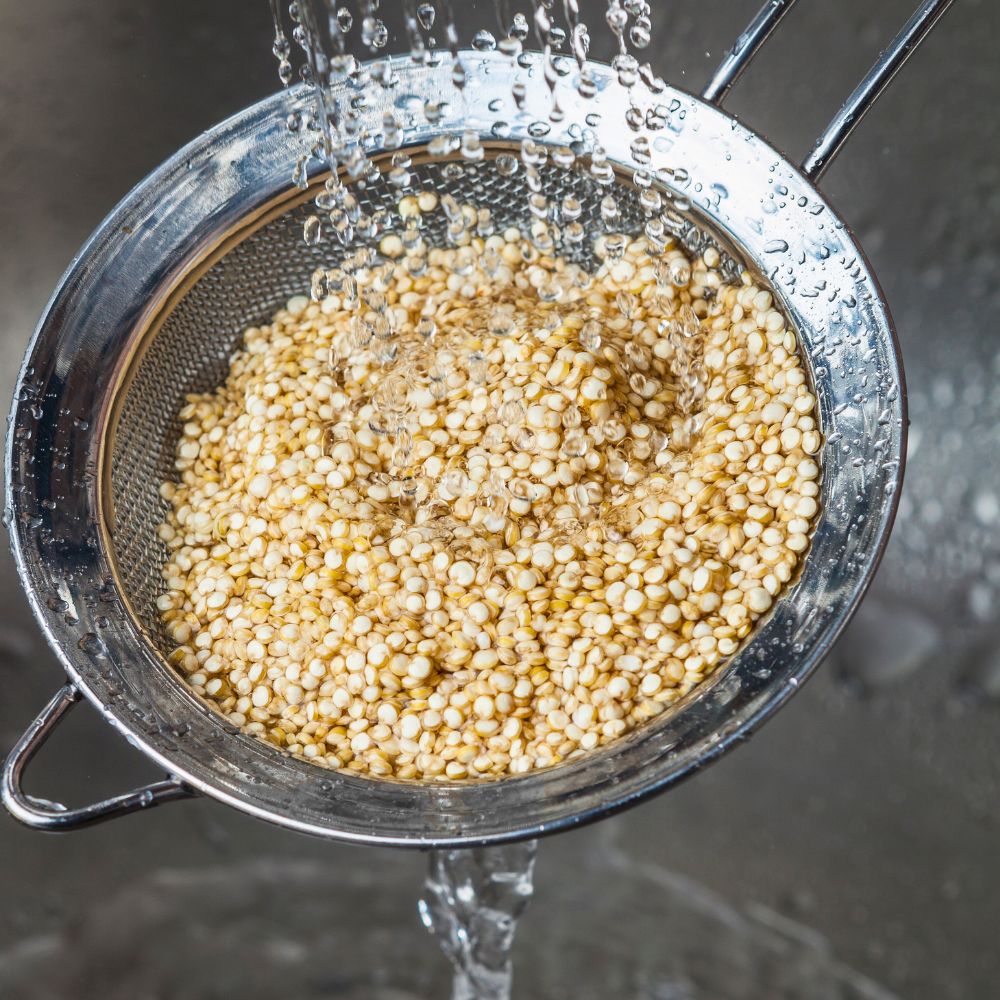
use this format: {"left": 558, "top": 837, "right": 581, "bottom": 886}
{"left": 472, "top": 29, "right": 496, "bottom": 51}
{"left": 495, "top": 153, "right": 518, "bottom": 178}
{"left": 416, "top": 2, "right": 435, "bottom": 30}
{"left": 303, "top": 214, "right": 322, "bottom": 245}
{"left": 630, "top": 17, "right": 651, "bottom": 48}
{"left": 509, "top": 12, "right": 529, "bottom": 41}
{"left": 361, "top": 16, "right": 388, "bottom": 49}
{"left": 78, "top": 632, "right": 105, "bottom": 656}
{"left": 668, "top": 257, "right": 691, "bottom": 286}
{"left": 580, "top": 320, "right": 602, "bottom": 351}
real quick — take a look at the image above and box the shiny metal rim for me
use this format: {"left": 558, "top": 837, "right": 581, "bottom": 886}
{"left": 5, "top": 50, "right": 904, "bottom": 846}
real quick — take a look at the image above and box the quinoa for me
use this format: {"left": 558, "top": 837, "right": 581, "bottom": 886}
{"left": 155, "top": 216, "right": 820, "bottom": 780}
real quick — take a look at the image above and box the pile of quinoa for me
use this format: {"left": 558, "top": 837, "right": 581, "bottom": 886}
{"left": 156, "top": 214, "right": 820, "bottom": 780}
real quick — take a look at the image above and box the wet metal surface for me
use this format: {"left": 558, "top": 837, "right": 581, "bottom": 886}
{"left": 1, "top": 1, "right": 998, "bottom": 997}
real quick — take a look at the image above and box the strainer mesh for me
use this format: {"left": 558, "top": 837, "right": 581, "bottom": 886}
{"left": 109, "top": 157, "right": 700, "bottom": 649}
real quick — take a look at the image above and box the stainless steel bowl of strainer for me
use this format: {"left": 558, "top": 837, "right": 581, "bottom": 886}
{"left": 2, "top": 1, "right": 953, "bottom": 846}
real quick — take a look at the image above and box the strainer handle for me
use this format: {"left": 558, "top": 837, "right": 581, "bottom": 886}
{"left": 701, "top": 0, "right": 800, "bottom": 106}
{"left": 703, "top": 0, "right": 957, "bottom": 181}
{"left": 2, "top": 684, "right": 193, "bottom": 832}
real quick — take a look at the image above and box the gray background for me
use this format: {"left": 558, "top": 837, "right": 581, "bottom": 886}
{"left": 1, "top": 1, "right": 998, "bottom": 997}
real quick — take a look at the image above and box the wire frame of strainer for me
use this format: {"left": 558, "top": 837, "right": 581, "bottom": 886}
{"left": 3, "top": 26, "right": 924, "bottom": 846}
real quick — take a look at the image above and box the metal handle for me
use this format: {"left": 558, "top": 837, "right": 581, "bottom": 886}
{"left": 2, "top": 684, "right": 193, "bottom": 832}
{"left": 704, "top": 0, "right": 957, "bottom": 181}
{"left": 702, "top": 0, "right": 800, "bottom": 106}
{"left": 802, "top": 0, "right": 956, "bottom": 181}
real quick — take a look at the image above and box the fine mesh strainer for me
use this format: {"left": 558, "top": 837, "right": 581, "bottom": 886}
{"left": 2, "top": 1, "right": 953, "bottom": 846}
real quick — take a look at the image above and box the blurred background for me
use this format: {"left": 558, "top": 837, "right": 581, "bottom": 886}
{"left": 1, "top": 1, "right": 998, "bottom": 997}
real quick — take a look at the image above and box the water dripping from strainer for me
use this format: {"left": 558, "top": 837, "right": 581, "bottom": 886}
{"left": 420, "top": 841, "right": 538, "bottom": 1000}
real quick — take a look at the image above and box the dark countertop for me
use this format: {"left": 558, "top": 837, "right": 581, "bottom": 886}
{"left": 1, "top": 2, "right": 998, "bottom": 997}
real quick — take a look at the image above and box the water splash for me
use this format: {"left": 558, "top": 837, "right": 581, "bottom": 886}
{"left": 419, "top": 841, "right": 538, "bottom": 1000}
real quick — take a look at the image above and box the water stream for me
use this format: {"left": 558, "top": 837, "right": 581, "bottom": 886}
{"left": 419, "top": 841, "right": 538, "bottom": 1000}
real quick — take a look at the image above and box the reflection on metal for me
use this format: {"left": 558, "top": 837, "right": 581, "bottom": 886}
{"left": 1, "top": 683, "right": 192, "bottom": 831}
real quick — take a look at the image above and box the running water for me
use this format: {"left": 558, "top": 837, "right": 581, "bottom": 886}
{"left": 419, "top": 841, "right": 539, "bottom": 1000}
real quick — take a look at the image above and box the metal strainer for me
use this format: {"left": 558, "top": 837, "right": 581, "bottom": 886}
{"left": 2, "top": 1, "right": 953, "bottom": 846}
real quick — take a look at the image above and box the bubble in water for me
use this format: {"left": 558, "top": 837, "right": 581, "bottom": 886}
{"left": 336, "top": 6, "right": 353, "bottom": 32}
